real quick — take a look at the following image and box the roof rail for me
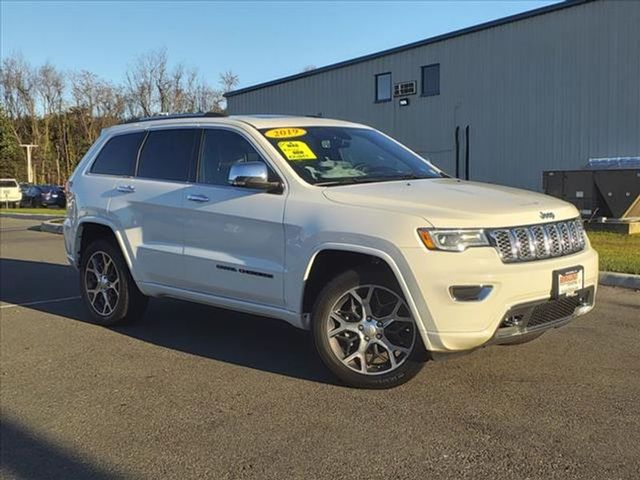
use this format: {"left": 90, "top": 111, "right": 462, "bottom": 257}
{"left": 122, "top": 112, "right": 227, "bottom": 124}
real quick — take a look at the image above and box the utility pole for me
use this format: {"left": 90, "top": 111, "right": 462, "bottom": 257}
{"left": 20, "top": 144, "right": 37, "bottom": 183}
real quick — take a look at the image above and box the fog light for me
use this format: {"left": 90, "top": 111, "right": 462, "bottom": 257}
{"left": 449, "top": 285, "right": 493, "bottom": 302}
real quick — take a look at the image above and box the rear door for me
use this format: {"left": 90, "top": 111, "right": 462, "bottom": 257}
{"left": 181, "top": 127, "right": 287, "bottom": 307}
{"left": 108, "top": 128, "right": 200, "bottom": 287}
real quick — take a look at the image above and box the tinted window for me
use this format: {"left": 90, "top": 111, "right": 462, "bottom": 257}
{"left": 421, "top": 64, "right": 440, "bottom": 96}
{"left": 91, "top": 132, "right": 144, "bottom": 176}
{"left": 137, "top": 129, "right": 199, "bottom": 182}
{"left": 375, "top": 73, "right": 392, "bottom": 102}
{"left": 198, "top": 130, "right": 268, "bottom": 186}
{"left": 0, "top": 180, "right": 18, "bottom": 187}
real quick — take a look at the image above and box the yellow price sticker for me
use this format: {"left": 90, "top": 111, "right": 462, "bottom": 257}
{"left": 265, "top": 128, "right": 307, "bottom": 139}
{"left": 278, "top": 141, "right": 317, "bottom": 161}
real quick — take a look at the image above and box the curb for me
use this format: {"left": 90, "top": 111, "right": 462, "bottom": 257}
{"left": 40, "top": 219, "right": 64, "bottom": 234}
{"left": 599, "top": 272, "right": 640, "bottom": 290}
{"left": 1, "top": 212, "right": 65, "bottom": 221}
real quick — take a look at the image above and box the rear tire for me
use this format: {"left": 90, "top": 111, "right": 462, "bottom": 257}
{"left": 312, "top": 266, "right": 425, "bottom": 389}
{"left": 79, "top": 239, "right": 147, "bottom": 326}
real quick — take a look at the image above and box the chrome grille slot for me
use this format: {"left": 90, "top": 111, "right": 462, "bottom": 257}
{"left": 489, "top": 218, "right": 586, "bottom": 263}
{"left": 546, "top": 224, "right": 562, "bottom": 257}
{"left": 514, "top": 228, "right": 536, "bottom": 260}
{"left": 488, "top": 230, "right": 516, "bottom": 262}
{"left": 530, "top": 225, "right": 550, "bottom": 258}
{"left": 558, "top": 222, "right": 572, "bottom": 253}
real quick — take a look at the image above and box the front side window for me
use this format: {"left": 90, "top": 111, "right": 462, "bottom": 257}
{"left": 198, "top": 129, "right": 268, "bottom": 186}
{"left": 421, "top": 63, "right": 440, "bottom": 96}
{"left": 375, "top": 73, "right": 392, "bottom": 102}
{"left": 260, "top": 126, "right": 444, "bottom": 186}
{"left": 91, "top": 132, "right": 145, "bottom": 176}
{"left": 137, "top": 129, "right": 200, "bottom": 182}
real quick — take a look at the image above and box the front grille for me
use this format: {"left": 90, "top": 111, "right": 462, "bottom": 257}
{"left": 488, "top": 218, "right": 586, "bottom": 263}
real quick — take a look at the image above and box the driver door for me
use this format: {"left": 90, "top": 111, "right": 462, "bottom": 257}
{"left": 181, "top": 128, "right": 287, "bottom": 307}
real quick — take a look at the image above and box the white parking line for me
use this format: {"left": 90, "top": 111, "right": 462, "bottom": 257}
{"left": 0, "top": 296, "right": 81, "bottom": 310}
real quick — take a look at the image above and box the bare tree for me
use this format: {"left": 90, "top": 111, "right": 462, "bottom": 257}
{"left": 1, "top": 49, "right": 239, "bottom": 182}
{"left": 36, "top": 63, "right": 65, "bottom": 183}
{"left": 125, "top": 48, "right": 165, "bottom": 117}
{"left": 219, "top": 70, "right": 239, "bottom": 93}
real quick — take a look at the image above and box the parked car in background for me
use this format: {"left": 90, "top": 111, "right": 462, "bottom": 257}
{"left": 0, "top": 178, "right": 22, "bottom": 208}
{"left": 20, "top": 185, "right": 66, "bottom": 208}
{"left": 21, "top": 185, "right": 44, "bottom": 207}
{"left": 40, "top": 185, "right": 66, "bottom": 208}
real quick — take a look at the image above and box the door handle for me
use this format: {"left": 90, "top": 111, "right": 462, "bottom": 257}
{"left": 187, "top": 194, "right": 209, "bottom": 203}
{"left": 117, "top": 184, "right": 135, "bottom": 193}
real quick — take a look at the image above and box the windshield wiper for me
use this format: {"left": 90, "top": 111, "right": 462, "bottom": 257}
{"left": 314, "top": 178, "right": 359, "bottom": 186}
{"left": 350, "top": 174, "right": 431, "bottom": 183}
{"left": 315, "top": 174, "right": 437, "bottom": 187}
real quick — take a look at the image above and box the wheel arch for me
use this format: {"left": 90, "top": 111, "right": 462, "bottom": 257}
{"left": 75, "top": 218, "right": 133, "bottom": 270}
{"left": 300, "top": 244, "right": 425, "bottom": 340}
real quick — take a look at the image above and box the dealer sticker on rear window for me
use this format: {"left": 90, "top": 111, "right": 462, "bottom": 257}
{"left": 277, "top": 140, "right": 317, "bottom": 161}
{"left": 265, "top": 128, "right": 307, "bottom": 139}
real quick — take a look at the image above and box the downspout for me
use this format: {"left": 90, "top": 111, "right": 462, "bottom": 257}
{"left": 454, "top": 126, "right": 460, "bottom": 179}
{"left": 465, "top": 125, "right": 470, "bottom": 180}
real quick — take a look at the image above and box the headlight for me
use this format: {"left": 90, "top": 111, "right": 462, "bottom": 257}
{"left": 418, "top": 228, "right": 490, "bottom": 252}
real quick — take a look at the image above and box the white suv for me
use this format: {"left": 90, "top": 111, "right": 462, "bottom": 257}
{"left": 64, "top": 114, "right": 598, "bottom": 388}
{"left": 0, "top": 178, "right": 22, "bottom": 208}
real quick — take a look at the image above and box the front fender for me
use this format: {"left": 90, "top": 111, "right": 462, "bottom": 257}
{"left": 290, "top": 240, "right": 431, "bottom": 349}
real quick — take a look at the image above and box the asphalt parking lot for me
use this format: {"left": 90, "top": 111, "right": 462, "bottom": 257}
{"left": 1, "top": 216, "right": 639, "bottom": 480}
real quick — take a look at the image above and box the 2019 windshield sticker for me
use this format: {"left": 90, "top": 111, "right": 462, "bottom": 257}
{"left": 265, "top": 128, "right": 307, "bottom": 139}
{"left": 277, "top": 140, "right": 317, "bottom": 161}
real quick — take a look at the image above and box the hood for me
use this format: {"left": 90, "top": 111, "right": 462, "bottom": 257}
{"left": 322, "top": 178, "right": 578, "bottom": 228}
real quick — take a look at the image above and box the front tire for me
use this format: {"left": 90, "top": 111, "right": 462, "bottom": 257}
{"left": 312, "top": 267, "right": 425, "bottom": 389}
{"left": 79, "top": 239, "right": 147, "bottom": 326}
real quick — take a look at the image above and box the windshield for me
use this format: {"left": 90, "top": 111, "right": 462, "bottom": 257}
{"left": 259, "top": 126, "right": 445, "bottom": 186}
{"left": 0, "top": 180, "right": 18, "bottom": 188}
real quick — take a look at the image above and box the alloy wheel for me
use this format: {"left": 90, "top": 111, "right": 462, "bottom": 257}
{"left": 84, "top": 251, "right": 120, "bottom": 316}
{"left": 326, "top": 285, "right": 416, "bottom": 375}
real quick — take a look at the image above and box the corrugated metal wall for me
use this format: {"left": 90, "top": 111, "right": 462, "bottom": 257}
{"left": 227, "top": 0, "right": 640, "bottom": 191}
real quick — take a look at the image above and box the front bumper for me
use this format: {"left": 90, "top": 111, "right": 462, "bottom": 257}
{"left": 399, "top": 244, "right": 599, "bottom": 352}
{"left": 488, "top": 286, "right": 594, "bottom": 345}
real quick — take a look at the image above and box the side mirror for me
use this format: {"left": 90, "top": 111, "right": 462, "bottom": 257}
{"left": 228, "top": 162, "right": 282, "bottom": 193}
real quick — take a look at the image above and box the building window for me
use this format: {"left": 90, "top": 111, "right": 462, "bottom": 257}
{"left": 421, "top": 64, "right": 440, "bottom": 96}
{"left": 375, "top": 72, "right": 392, "bottom": 102}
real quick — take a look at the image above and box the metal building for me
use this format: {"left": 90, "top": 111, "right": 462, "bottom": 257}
{"left": 226, "top": 0, "right": 640, "bottom": 192}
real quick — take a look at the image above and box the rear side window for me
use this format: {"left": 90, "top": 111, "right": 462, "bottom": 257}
{"left": 137, "top": 129, "right": 200, "bottom": 182}
{"left": 91, "top": 132, "right": 144, "bottom": 176}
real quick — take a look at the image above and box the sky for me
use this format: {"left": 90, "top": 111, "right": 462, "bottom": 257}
{"left": 1, "top": 0, "right": 559, "bottom": 90}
